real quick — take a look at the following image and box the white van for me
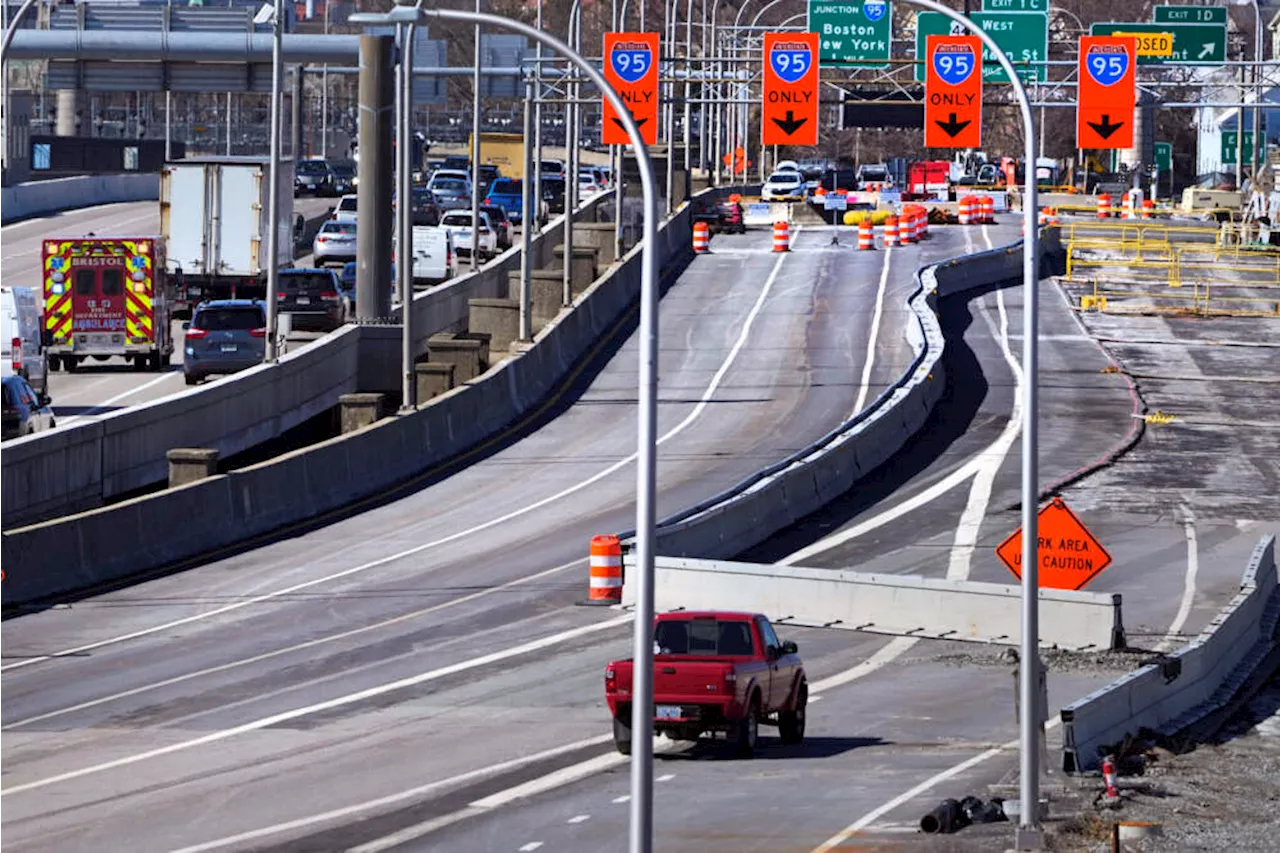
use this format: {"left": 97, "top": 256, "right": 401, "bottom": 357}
{"left": 1, "top": 286, "right": 48, "bottom": 394}
{"left": 403, "top": 225, "right": 455, "bottom": 286}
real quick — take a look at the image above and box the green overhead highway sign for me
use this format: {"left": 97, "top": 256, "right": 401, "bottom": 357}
{"left": 982, "top": 0, "right": 1047, "bottom": 11}
{"left": 1154, "top": 5, "right": 1226, "bottom": 25}
{"left": 809, "top": 0, "right": 893, "bottom": 67}
{"left": 1091, "top": 21, "right": 1226, "bottom": 65}
{"left": 916, "top": 11, "right": 1048, "bottom": 82}
{"left": 1221, "top": 131, "right": 1254, "bottom": 164}
{"left": 1154, "top": 141, "right": 1172, "bottom": 174}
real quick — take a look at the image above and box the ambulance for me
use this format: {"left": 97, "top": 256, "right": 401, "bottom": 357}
{"left": 42, "top": 236, "right": 175, "bottom": 372}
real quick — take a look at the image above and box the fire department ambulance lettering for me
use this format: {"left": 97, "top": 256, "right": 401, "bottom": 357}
{"left": 42, "top": 236, "right": 174, "bottom": 371}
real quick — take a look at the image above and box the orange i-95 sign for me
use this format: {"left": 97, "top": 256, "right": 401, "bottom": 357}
{"left": 924, "top": 36, "right": 983, "bottom": 150}
{"left": 1077, "top": 36, "right": 1136, "bottom": 150}
{"left": 761, "top": 32, "right": 819, "bottom": 147}
{"left": 602, "top": 32, "right": 660, "bottom": 147}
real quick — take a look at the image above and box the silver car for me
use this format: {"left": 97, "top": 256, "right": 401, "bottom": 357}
{"left": 428, "top": 176, "right": 473, "bottom": 211}
{"left": 313, "top": 220, "right": 358, "bottom": 266}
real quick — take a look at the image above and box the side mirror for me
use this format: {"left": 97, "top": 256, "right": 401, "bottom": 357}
{"left": 780, "top": 640, "right": 798, "bottom": 656}
{"left": 38, "top": 392, "right": 52, "bottom": 407}
{"left": 181, "top": 321, "right": 191, "bottom": 331}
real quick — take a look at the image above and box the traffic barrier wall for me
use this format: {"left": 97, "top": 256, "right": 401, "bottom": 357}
{"left": 623, "top": 556, "right": 1125, "bottom": 652}
{"left": 1060, "top": 535, "right": 1278, "bottom": 773}
{"left": 634, "top": 229, "right": 1064, "bottom": 560}
{"left": 0, "top": 173, "right": 160, "bottom": 224}
{"left": 1, "top": 188, "right": 742, "bottom": 605}
{"left": 0, "top": 193, "right": 612, "bottom": 529}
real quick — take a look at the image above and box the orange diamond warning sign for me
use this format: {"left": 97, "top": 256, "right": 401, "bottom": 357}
{"left": 996, "top": 497, "right": 1112, "bottom": 591}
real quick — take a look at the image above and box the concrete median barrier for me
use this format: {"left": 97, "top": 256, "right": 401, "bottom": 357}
{"left": 1, "top": 188, "right": 744, "bottom": 606}
{"left": 1060, "top": 535, "right": 1278, "bottom": 773}
{"left": 622, "top": 556, "right": 1125, "bottom": 652}
{"left": 1, "top": 174, "right": 161, "bottom": 224}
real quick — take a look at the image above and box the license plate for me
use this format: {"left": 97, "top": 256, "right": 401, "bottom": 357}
{"left": 221, "top": 343, "right": 237, "bottom": 352}
{"left": 655, "top": 705, "right": 682, "bottom": 720}
{"left": 296, "top": 296, "right": 310, "bottom": 305}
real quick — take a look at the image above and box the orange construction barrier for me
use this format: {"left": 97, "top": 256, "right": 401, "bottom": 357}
{"left": 1142, "top": 198, "right": 1154, "bottom": 218}
{"left": 884, "top": 216, "right": 899, "bottom": 247}
{"left": 900, "top": 209, "right": 917, "bottom": 244}
{"left": 958, "top": 196, "right": 974, "bottom": 226}
{"left": 692, "top": 221, "right": 710, "bottom": 253}
{"left": 858, "top": 219, "right": 874, "bottom": 250}
{"left": 1096, "top": 193, "right": 1111, "bottom": 218}
{"left": 980, "top": 196, "right": 994, "bottom": 224}
{"left": 586, "top": 534, "right": 623, "bottom": 604}
{"left": 772, "top": 220, "right": 790, "bottom": 252}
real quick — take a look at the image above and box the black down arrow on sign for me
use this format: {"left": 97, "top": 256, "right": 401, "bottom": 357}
{"left": 1086, "top": 114, "right": 1124, "bottom": 140}
{"left": 934, "top": 112, "right": 971, "bottom": 138}
{"left": 771, "top": 111, "right": 808, "bottom": 136}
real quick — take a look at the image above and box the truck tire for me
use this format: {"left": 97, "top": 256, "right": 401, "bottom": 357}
{"left": 779, "top": 682, "right": 807, "bottom": 745}
{"left": 65, "top": 356, "right": 80, "bottom": 373}
{"left": 735, "top": 695, "right": 760, "bottom": 757}
{"left": 613, "top": 716, "right": 632, "bottom": 756}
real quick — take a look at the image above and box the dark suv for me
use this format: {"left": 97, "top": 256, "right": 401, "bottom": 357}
{"left": 295, "top": 160, "right": 333, "bottom": 196}
{"left": 183, "top": 300, "right": 267, "bottom": 385}
{"left": 277, "top": 268, "right": 344, "bottom": 331}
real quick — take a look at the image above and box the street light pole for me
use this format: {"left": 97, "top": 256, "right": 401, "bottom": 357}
{"left": 470, "top": 0, "right": 482, "bottom": 272}
{"left": 265, "top": 0, "right": 284, "bottom": 362}
{"left": 398, "top": 22, "right": 416, "bottom": 411}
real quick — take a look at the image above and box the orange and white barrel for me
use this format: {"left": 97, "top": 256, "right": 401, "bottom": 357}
{"left": 692, "top": 221, "right": 710, "bottom": 253}
{"left": 958, "top": 196, "right": 973, "bottom": 225}
{"left": 858, "top": 219, "right": 874, "bottom": 250}
{"left": 1142, "top": 198, "right": 1155, "bottom": 218}
{"left": 913, "top": 208, "right": 926, "bottom": 241}
{"left": 980, "top": 196, "right": 994, "bottom": 224}
{"left": 587, "top": 534, "right": 623, "bottom": 604}
{"left": 1097, "top": 193, "right": 1111, "bottom": 219}
{"left": 772, "top": 221, "right": 790, "bottom": 252}
{"left": 884, "top": 216, "right": 899, "bottom": 247}
{"left": 901, "top": 209, "right": 918, "bottom": 243}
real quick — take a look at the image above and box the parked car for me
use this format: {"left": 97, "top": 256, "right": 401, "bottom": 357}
{"left": 332, "top": 193, "right": 359, "bottom": 223}
{"left": 313, "top": 220, "right": 358, "bottom": 265}
{"left": 440, "top": 210, "right": 497, "bottom": 261}
{"left": 541, "top": 176, "right": 567, "bottom": 215}
{"left": 485, "top": 178, "right": 526, "bottom": 225}
{"left": 277, "top": 268, "right": 344, "bottom": 331}
{"left": 428, "top": 175, "right": 473, "bottom": 212}
{"left": 762, "top": 171, "right": 806, "bottom": 201}
{"left": 604, "top": 611, "right": 806, "bottom": 756}
{"left": 411, "top": 186, "right": 442, "bottom": 226}
{"left": 182, "top": 299, "right": 267, "bottom": 385}
{"left": 1, "top": 285, "right": 48, "bottom": 395}
{"left": 479, "top": 203, "right": 512, "bottom": 250}
{"left": 328, "top": 161, "right": 357, "bottom": 195}
{"left": 295, "top": 159, "right": 333, "bottom": 196}
{"left": 1, "top": 374, "right": 54, "bottom": 440}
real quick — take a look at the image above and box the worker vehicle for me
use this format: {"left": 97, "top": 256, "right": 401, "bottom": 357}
{"left": 182, "top": 299, "right": 266, "bottom": 385}
{"left": 906, "top": 160, "right": 952, "bottom": 197}
{"left": 312, "top": 220, "right": 358, "bottom": 266}
{"left": 1, "top": 374, "right": 55, "bottom": 440}
{"left": 162, "top": 158, "right": 294, "bottom": 313}
{"left": 855, "top": 163, "right": 892, "bottom": 190}
{"left": 605, "top": 611, "right": 807, "bottom": 757}
{"left": 762, "top": 171, "right": 806, "bottom": 201}
{"left": 42, "top": 236, "right": 174, "bottom": 372}
{"left": 2, "top": 285, "right": 48, "bottom": 394}
{"left": 440, "top": 211, "right": 497, "bottom": 262}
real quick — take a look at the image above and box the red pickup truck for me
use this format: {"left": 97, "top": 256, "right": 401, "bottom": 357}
{"left": 604, "top": 611, "right": 807, "bottom": 757}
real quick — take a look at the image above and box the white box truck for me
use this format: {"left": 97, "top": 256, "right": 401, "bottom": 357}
{"left": 161, "top": 157, "right": 294, "bottom": 315}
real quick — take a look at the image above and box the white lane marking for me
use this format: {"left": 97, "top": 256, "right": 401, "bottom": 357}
{"left": 656, "top": 773, "right": 675, "bottom": 782}
{"left": 3, "top": 244, "right": 793, "bottom": 673}
{"left": 169, "top": 736, "right": 612, "bottom": 853}
{"left": 567, "top": 814, "right": 591, "bottom": 824}
{"left": 946, "top": 226, "right": 1023, "bottom": 581}
{"left": 808, "top": 636, "right": 919, "bottom": 698}
{"left": 808, "top": 742, "right": 1010, "bottom": 852}
{"left": 612, "top": 795, "right": 630, "bottom": 804}
{"left": 469, "top": 752, "right": 625, "bottom": 809}
{"left": 518, "top": 843, "right": 544, "bottom": 852}
{"left": 2, "top": 559, "right": 584, "bottom": 730}
{"left": 851, "top": 245, "right": 893, "bottom": 416}
{"left": 1, "top": 615, "right": 632, "bottom": 796}
{"left": 57, "top": 370, "right": 180, "bottom": 425}
{"left": 1156, "top": 506, "right": 1200, "bottom": 653}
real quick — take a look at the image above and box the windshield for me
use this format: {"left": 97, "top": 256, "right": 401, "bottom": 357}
{"left": 654, "top": 618, "right": 755, "bottom": 656}
{"left": 321, "top": 222, "right": 356, "bottom": 235}
{"left": 280, "top": 272, "right": 335, "bottom": 293}
{"left": 860, "top": 168, "right": 888, "bottom": 180}
{"left": 193, "top": 307, "right": 264, "bottom": 331}
{"left": 768, "top": 173, "right": 801, "bottom": 184}
{"left": 490, "top": 179, "right": 520, "bottom": 195}
{"left": 478, "top": 165, "right": 500, "bottom": 178}
{"left": 433, "top": 179, "right": 468, "bottom": 193}
{"left": 298, "top": 161, "right": 327, "bottom": 175}
{"left": 330, "top": 164, "right": 355, "bottom": 177}
{"left": 442, "top": 214, "right": 474, "bottom": 227}
{"left": 337, "top": 197, "right": 357, "bottom": 212}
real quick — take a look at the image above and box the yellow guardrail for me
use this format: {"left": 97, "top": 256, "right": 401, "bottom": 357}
{"left": 1076, "top": 278, "right": 1280, "bottom": 318}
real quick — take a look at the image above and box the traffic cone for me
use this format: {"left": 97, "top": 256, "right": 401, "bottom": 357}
{"left": 858, "top": 219, "right": 874, "bottom": 250}
{"left": 1097, "top": 193, "right": 1111, "bottom": 218}
{"left": 958, "top": 196, "right": 973, "bottom": 226}
{"left": 1102, "top": 754, "right": 1119, "bottom": 799}
{"left": 692, "top": 221, "right": 710, "bottom": 253}
{"left": 884, "top": 216, "right": 899, "bottom": 247}
{"left": 582, "top": 534, "right": 623, "bottom": 605}
{"left": 772, "top": 220, "right": 790, "bottom": 252}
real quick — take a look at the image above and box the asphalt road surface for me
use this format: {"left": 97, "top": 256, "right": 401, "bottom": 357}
{"left": 2, "top": 222, "right": 971, "bottom": 851}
